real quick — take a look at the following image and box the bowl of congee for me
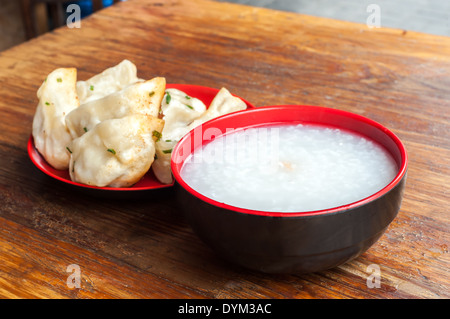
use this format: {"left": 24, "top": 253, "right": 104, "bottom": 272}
{"left": 171, "top": 105, "right": 408, "bottom": 274}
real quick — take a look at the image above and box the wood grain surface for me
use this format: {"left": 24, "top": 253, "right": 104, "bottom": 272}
{"left": 0, "top": 0, "right": 448, "bottom": 299}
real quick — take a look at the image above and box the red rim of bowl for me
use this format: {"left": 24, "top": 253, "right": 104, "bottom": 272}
{"left": 171, "top": 105, "right": 408, "bottom": 217}
{"left": 27, "top": 84, "right": 255, "bottom": 192}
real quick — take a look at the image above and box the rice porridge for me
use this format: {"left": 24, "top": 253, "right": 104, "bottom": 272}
{"left": 180, "top": 124, "right": 398, "bottom": 212}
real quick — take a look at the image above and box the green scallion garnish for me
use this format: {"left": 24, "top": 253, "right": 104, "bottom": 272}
{"left": 185, "top": 104, "right": 194, "bottom": 110}
{"left": 149, "top": 91, "right": 155, "bottom": 97}
{"left": 162, "top": 149, "right": 172, "bottom": 154}
{"left": 66, "top": 147, "right": 72, "bottom": 153}
{"left": 165, "top": 92, "right": 171, "bottom": 104}
{"left": 45, "top": 101, "right": 50, "bottom": 105}
{"left": 152, "top": 130, "right": 162, "bottom": 141}
{"left": 107, "top": 148, "right": 116, "bottom": 155}
{"left": 89, "top": 85, "right": 94, "bottom": 91}
{"left": 83, "top": 127, "right": 88, "bottom": 132}
{"left": 57, "top": 78, "right": 62, "bottom": 83}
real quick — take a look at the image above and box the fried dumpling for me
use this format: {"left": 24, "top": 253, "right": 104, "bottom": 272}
{"left": 32, "top": 67, "right": 80, "bottom": 170}
{"left": 76, "top": 59, "right": 141, "bottom": 104}
{"left": 187, "top": 87, "right": 247, "bottom": 129}
{"left": 152, "top": 88, "right": 246, "bottom": 184}
{"left": 160, "top": 88, "right": 206, "bottom": 140}
{"left": 68, "top": 114, "right": 164, "bottom": 188}
{"left": 151, "top": 89, "right": 206, "bottom": 184}
{"left": 65, "top": 77, "right": 165, "bottom": 139}
{"left": 152, "top": 139, "right": 178, "bottom": 185}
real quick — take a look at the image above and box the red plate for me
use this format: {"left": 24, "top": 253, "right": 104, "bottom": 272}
{"left": 27, "top": 84, "right": 254, "bottom": 194}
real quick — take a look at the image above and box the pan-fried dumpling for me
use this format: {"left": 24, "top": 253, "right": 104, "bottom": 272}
{"left": 152, "top": 88, "right": 246, "bottom": 184}
{"left": 65, "top": 77, "right": 165, "bottom": 139}
{"left": 160, "top": 88, "right": 206, "bottom": 140}
{"left": 187, "top": 87, "right": 247, "bottom": 130}
{"left": 151, "top": 89, "right": 206, "bottom": 184}
{"left": 76, "top": 59, "right": 141, "bottom": 104}
{"left": 68, "top": 114, "right": 164, "bottom": 188}
{"left": 32, "top": 67, "right": 80, "bottom": 170}
{"left": 152, "top": 139, "right": 178, "bottom": 184}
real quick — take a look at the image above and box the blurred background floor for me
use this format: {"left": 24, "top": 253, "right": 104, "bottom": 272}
{"left": 0, "top": 0, "right": 27, "bottom": 51}
{"left": 1, "top": 0, "right": 449, "bottom": 51}
{"left": 219, "top": 0, "right": 450, "bottom": 37}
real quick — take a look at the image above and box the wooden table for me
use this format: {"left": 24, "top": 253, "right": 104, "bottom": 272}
{"left": 0, "top": 0, "right": 448, "bottom": 299}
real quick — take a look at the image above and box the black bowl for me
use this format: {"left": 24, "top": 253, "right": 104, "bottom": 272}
{"left": 171, "top": 105, "right": 408, "bottom": 274}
